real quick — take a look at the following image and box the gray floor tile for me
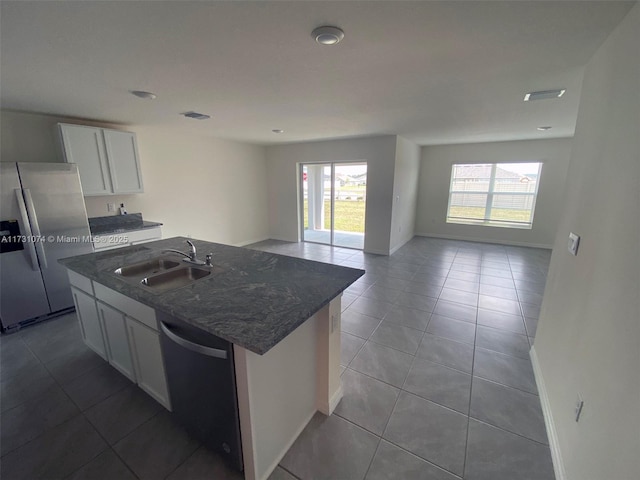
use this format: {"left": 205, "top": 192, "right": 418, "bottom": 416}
{"left": 465, "top": 419, "right": 554, "bottom": 480}
{"left": 433, "top": 300, "right": 477, "bottom": 323}
{"left": 481, "top": 267, "right": 512, "bottom": 279}
{"left": 66, "top": 449, "right": 137, "bottom": 480}
{"left": 403, "top": 358, "right": 472, "bottom": 414}
{"left": 45, "top": 345, "right": 107, "bottom": 386}
{"left": 0, "top": 336, "right": 40, "bottom": 381}
{"left": 514, "top": 279, "right": 546, "bottom": 295}
{"left": 426, "top": 314, "right": 476, "bottom": 345}
{"left": 479, "top": 284, "right": 518, "bottom": 301}
{"left": 0, "top": 385, "right": 79, "bottom": 456}
{"left": 341, "top": 332, "right": 366, "bottom": 366}
{"left": 475, "top": 325, "right": 531, "bottom": 359}
{"left": 477, "top": 309, "right": 526, "bottom": 334}
{"left": 413, "top": 273, "right": 448, "bottom": 286}
{"left": 268, "top": 466, "right": 298, "bottom": 480}
{"left": 374, "top": 275, "right": 413, "bottom": 291}
{"left": 84, "top": 384, "right": 163, "bottom": 444}
{"left": 371, "top": 322, "right": 423, "bottom": 354}
{"left": 416, "top": 334, "right": 474, "bottom": 374}
{"left": 361, "top": 285, "right": 402, "bottom": 303}
{"left": 166, "top": 445, "right": 243, "bottom": 480}
{"left": 21, "top": 318, "right": 86, "bottom": 364}
{"left": 394, "top": 291, "right": 437, "bottom": 313}
{"left": 522, "top": 303, "right": 541, "bottom": 319}
{"left": 335, "top": 368, "right": 400, "bottom": 435}
{"left": 478, "top": 295, "right": 521, "bottom": 316}
{"left": 474, "top": 348, "right": 538, "bottom": 394}
{"left": 350, "top": 342, "right": 413, "bottom": 387}
{"left": 438, "top": 288, "right": 478, "bottom": 307}
{"left": 383, "top": 391, "right": 468, "bottom": 476}
{"left": 0, "top": 415, "right": 107, "bottom": 480}
{"left": 349, "top": 297, "right": 394, "bottom": 319}
{"left": 1, "top": 363, "right": 58, "bottom": 413}
{"left": 447, "top": 270, "right": 481, "bottom": 282}
{"left": 517, "top": 290, "right": 544, "bottom": 307}
{"left": 62, "top": 362, "right": 133, "bottom": 411}
{"left": 341, "top": 293, "right": 358, "bottom": 311}
{"left": 341, "top": 310, "right": 382, "bottom": 340}
{"left": 365, "top": 440, "right": 458, "bottom": 480}
{"left": 443, "top": 278, "right": 480, "bottom": 293}
{"left": 280, "top": 412, "right": 378, "bottom": 480}
{"left": 404, "top": 281, "right": 443, "bottom": 298}
{"left": 480, "top": 275, "right": 515, "bottom": 288}
{"left": 470, "top": 377, "right": 548, "bottom": 444}
{"left": 525, "top": 316, "right": 540, "bottom": 337}
{"left": 113, "top": 410, "right": 200, "bottom": 480}
{"left": 383, "top": 305, "right": 430, "bottom": 331}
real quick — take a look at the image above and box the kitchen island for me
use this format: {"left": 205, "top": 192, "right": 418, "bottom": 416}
{"left": 60, "top": 236, "right": 364, "bottom": 480}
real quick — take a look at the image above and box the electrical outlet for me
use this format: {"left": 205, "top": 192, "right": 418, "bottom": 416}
{"left": 107, "top": 203, "right": 116, "bottom": 213}
{"left": 575, "top": 394, "right": 584, "bottom": 422}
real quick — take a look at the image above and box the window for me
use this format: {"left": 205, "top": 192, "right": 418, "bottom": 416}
{"left": 446, "top": 162, "right": 543, "bottom": 229}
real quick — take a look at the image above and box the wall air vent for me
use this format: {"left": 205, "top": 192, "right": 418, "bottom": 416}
{"left": 182, "top": 111, "right": 211, "bottom": 120}
{"left": 524, "top": 89, "right": 566, "bottom": 101}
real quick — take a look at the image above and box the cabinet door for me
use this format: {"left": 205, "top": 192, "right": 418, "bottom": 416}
{"left": 103, "top": 130, "right": 144, "bottom": 194}
{"left": 72, "top": 287, "right": 106, "bottom": 360}
{"left": 127, "top": 318, "right": 171, "bottom": 410}
{"left": 98, "top": 302, "right": 136, "bottom": 382}
{"left": 59, "top": 124, "right": 112, "bottom": 195}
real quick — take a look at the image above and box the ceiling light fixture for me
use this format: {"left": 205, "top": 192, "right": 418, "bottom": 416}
{"left": 524, "top": 89, "right": 566, "bottom": 101}
{"left": 272, "top": 129, "right": 284, "bottom": 134}
{"left": 130, "top": 90, "right": 157, "bottom": 100}
{"left": 182, "top": 111, "right": 211, "bottom": 120}
{"left": 312, "top": 26, "right": 344, "bottom": 45}
{"left": 537, "top": 126, "right": 552, "bottom": 131}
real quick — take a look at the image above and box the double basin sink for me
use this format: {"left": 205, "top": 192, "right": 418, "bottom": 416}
{"left": 113, "top": 255, "right": 223, "bottom": 293}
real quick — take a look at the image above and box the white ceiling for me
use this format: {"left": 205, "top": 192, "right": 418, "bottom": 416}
{"left": 0, "top": 1, "right": 634, "bottom": 146}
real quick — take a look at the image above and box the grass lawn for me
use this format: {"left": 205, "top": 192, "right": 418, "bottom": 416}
{"left": 303, "top": 199, "right": 366, "bottom": 233}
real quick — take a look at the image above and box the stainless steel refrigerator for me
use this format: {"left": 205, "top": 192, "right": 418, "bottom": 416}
{"left": 0, "top": 162, "right": 93, "bottom": 331}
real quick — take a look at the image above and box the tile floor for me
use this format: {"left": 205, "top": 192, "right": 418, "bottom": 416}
{"left": 0, "top": 236, "right": 554, "bottom": 479}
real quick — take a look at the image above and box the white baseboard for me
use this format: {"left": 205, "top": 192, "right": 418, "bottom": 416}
{"left": 317, "top": 383, "right": 344, "bottom": 416}
{"left": 415, "top": 232, "right": 553, "bottom": 250}
{"left": 530, "top": 346, "right": 567, "bottom": 480}
{"left": 235, "top": 236, "right": 271, "bottom": 247}
{"left": 389, "top": 234, "right": 415, "bottom": 255}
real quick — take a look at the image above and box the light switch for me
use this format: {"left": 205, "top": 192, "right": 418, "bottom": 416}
{"left": 568, "top": 232, "right": 580, "bottom": 256}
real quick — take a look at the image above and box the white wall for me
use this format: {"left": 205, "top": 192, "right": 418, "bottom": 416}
{"left": 415, "top": 138, "right": 572, "bottom": 248}
{"left": 0, "top": 110, "right": 270, "bottom": 246}
{"left": 266, "top": 136, "right": 397, "bottom": 255}
{"left": 533, "top": 4, "right": 639, "bottom": 480}
{"left": 390, "top": 135, "right": 420, "bottom": 253}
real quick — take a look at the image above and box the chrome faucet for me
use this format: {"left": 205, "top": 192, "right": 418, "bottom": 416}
{"left": 162, "top": 240, "right": 207, "bottom": 266}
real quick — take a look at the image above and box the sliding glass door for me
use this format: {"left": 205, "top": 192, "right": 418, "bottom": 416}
{"left": 300, "top": 162, "right": 367, "bottom": 250}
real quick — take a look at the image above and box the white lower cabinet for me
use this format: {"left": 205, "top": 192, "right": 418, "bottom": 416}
{"left": 97, "top": 302, "right": 136, "bottom": 382}
{"left": 68, "top": 272, "right": 171, "bottom": 411}
{"left": 71, "top": 287, "right": 106, "bottom": 360}
{"left": 127, "top": 318, "right": 171, "bottom": 410}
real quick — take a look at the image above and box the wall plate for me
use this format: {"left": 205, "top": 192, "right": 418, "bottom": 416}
{"left": 568, "top": 232, "right": 580, "bottom": 256}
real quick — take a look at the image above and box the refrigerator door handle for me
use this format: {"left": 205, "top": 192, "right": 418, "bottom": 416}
{"left": 22, "top": 188, "right": 48, "bottom": 269}
{"left": 14, "top": 188, "right": 40, "bottom": 271}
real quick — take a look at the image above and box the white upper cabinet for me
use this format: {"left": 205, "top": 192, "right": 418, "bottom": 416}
{"left": 59, "top": 123, "right": 144, "bottom": 196}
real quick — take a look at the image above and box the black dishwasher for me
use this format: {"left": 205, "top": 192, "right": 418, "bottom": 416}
{"left": 158, "top": 312, "right": 243, "bottom": 471}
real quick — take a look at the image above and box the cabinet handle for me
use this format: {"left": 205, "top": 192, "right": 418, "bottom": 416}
{"left": 160, "top": 322, "right": 228, "bottom": 359}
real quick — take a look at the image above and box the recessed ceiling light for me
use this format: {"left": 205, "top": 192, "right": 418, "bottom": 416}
{"left": 130, "top": 90, "right": 157, "bottom": 100}
{"left": 312, "top": 26, "right": 344, "bottom": 45}
{"left": 524, "top": 89, "right": 566, "bottom": 101}
{"left": 182, "top": 111, "right": 210, "bottom": 120}
{"left": 537, "top": 126, "right": 552, "bottom": 131}
{"left": 272, "top": 129, "right": 284, "bottom": 134}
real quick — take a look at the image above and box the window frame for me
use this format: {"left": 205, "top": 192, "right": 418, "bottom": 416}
{"left": 446, "top": 162, "right": 543, "bottom": 230}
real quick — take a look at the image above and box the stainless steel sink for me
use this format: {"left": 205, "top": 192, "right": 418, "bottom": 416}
{"left": 140, "top": 265, "right": 224, "bottom": 293}
{"left": 114, "top": 256, "right": 181, "bottom": 278}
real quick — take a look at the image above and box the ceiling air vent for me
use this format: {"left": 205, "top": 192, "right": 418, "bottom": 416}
{"left": 182, "top": 111, "right": 211, "bottom": 120}
{"left": 524, "top": 89, "right": 566, "bottom": 101}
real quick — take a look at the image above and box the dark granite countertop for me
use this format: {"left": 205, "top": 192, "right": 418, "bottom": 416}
{"left": 89, "top": 213, "right": 163, "bottom": 235}
{"left": 59, "top": 236, "right": 364, "bottom": 355}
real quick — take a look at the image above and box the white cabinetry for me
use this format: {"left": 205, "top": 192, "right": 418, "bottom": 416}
{"left": 93, "top": 226, "right": 162, "bottom": 252}
{"left": 67, "top": 272, "right": 171, "bottom": 410}
{"left": 59, "top": 124, "right": 144, "bottom": 196}
{"left": 97, "top": 301, "right": 136, "bottom": 381}
{"left": 71, "top": 286, "right": 106, "bottom": 360}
